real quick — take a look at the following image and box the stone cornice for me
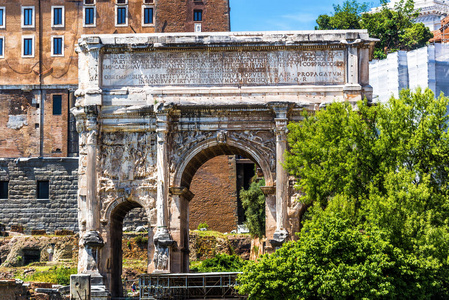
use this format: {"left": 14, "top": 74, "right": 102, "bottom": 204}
{"left": 78, "top": 30, "right": 378, "bottom": 54}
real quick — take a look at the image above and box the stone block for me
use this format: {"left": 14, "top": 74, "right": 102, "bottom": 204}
{"left": 70, "top": 274, "right": 91, "bottom": 300}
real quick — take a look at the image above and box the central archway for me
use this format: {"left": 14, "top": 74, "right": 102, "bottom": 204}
{"left": 170, "top": 138, "right": 276, "bottom": 272}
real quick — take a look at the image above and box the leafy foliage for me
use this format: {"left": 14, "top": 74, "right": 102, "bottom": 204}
{"left": 239, "top": 89, "right": 449, "bottom": 298}
{"left": 240, "top": 177, "right": 265, "bottom": 238}
{"left": 315, "top": 0, "right": 368, "bottom": 30}
{"left": 315, "top": 0, "right": 433, "bottom": 59}
{"left": 197, "top": 222, "right": 209, "bottom": 230}
{"left": 190, "top": 253, "right": 247, "bottom": 273}
{"left": 134, "top": 235, "right": 148, "bottom": 245}
{"left": 360, "top": 0, "right": 433, "bottom": 58}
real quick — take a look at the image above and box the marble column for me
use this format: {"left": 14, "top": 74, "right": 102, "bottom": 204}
{"left": 153, "top": 107, "right": 174, "bottom": 272}
{"left": 270, "top": 103, "right": 290, "bottom": 247}
{"left": 77, "top": 106, "right": 108, "bottom": 296}
{"left": 275, "top": 117, "right": 289, "bottom": 231}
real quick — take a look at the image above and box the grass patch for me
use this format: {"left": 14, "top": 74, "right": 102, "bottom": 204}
{"left": 19, "top": 266, "right": 77, "bottom": 285}
{"left": 191, "top": 230, "right": 227, "bottom": 238}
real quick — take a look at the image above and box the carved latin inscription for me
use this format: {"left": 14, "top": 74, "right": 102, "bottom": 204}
{"left": 102, "top": 50, "right": 345, "bottom": 87}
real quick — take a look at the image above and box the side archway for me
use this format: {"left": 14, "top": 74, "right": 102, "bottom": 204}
{"left": 104, "top": 197, "right": 154, "bottom": 297}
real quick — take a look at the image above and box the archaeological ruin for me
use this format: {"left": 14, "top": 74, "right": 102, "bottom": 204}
{"left": 72, "top": 30, "right": 376, "bottom": 297}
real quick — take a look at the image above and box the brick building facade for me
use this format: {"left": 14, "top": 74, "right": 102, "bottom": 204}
{"left": 0, "top": 0, "right": 232, "bottom": 233}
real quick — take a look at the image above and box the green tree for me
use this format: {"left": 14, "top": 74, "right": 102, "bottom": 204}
{"left": 239, "top": 89, "right": 449, "bottom": 298}
{"left": 240, "top": 177, "right": 266, "bottom": 238}
{"left": 191, "top": 253, "right": 247, "bottom": 273}
{"left": 360, "top": 0, "right": 433, "bottom": 58}
{"left": 315, "top": 0, "right": 368, "bottom": 30}
{"left": 315, "top": 0, "right": 433, "bottom": 59}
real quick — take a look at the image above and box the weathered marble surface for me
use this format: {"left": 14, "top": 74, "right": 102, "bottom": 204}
{"left": 73, "top": 30, "right": 377, "bottom": 297}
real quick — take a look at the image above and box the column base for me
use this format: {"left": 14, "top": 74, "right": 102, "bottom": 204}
{"left": 269, "top": 229, "right": 289, "bottom": 249}
{"left": 91, "top": 274, "right": 110, "bottom": 300}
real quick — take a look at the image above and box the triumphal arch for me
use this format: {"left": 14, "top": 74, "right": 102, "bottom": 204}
{"left": 72, "top": 30, "right": 376, "bottom": 296}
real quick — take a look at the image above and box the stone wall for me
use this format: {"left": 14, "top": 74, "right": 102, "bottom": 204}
{"left": 0, "top": 158, "right": 78, "bottom": 233}
{"left": 0, "top": 280, "right": 30, "bottom": 300}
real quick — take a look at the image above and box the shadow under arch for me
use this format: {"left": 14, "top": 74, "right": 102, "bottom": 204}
{"left": 173, "top": 137, "right": 274, "bottom": 190}
{"left": 108, "top": 198, "right": 151, "bottom": 297}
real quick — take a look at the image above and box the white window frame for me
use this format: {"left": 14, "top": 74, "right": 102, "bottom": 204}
{"left": 51, "top": 6, "right": 65, "bottom": 28}
{"left": 83, "top": 6, "right": 96, "bottom": 27}
{"left": 142, "top": 5, "right": 155, "bottom": 27}
{"left": 21, "top": 6, "right": 35, "bottom": 28}
{"left": 116, "top": 0, "right": 128, "bottom": 4}
{"left": 51, "top": 35, "right": 64, "bottom": 57}
{"left": 83, "top": 0, "right": 96, "bottom": 5}
{"left": 0, "top": 7, "right": 5, "bottom": 29}
{"left": 0, "top": 36, "right": 4, "bottom": 58}
{"left": 115, "top": 5, "right": 128, "bottom": 27}
{"left": 22, "top": 35, "right": 35, "bottom": 58}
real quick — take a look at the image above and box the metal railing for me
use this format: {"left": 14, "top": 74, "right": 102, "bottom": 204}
{"left": 139, "top": 272, "right": 245, "bottom": 299}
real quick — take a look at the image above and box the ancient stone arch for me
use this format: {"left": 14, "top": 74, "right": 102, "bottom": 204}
{"left": 72, "top": 31, "right": 376, "bottom": 297}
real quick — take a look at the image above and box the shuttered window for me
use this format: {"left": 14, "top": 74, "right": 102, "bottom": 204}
{"left": 52, "top": 37, "right": 63, "bottom": 56}
{"left": 0, "top": 38, "right": 3, "bottom": 57}
{"left": 23, "top": 37, "right": 33, "bottom": 56}
{"left": 117, "top": 7, "right": 127, "bottom": 25}
{"left": 85, "top": 7, "right": 95, "bottom": 25}
{"left": 23, "top": 8, "right": 33, "bottom": 26}
{"left": 194, "top": 10, "right": 202, "bottom": 21}
{"left": 53, "top": 95, "right": 62, "bottom": 115}
{"left": 53, "top": 7, "right": 63, "bottom": 26}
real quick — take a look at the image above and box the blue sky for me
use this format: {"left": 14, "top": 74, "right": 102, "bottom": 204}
{"left": 229, "top": 0, "right": 382, "bottom": 31}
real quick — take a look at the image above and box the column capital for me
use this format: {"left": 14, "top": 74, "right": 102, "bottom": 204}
{"left": 268, "top": 102, "right": 292, "bottom": 118}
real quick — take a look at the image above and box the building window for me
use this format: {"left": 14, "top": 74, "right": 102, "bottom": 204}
{"left": 116, "top": 6, "right": 128, "bottom": 26}
{"left": 84, "top": 0, "right": 96, "bottom": 4}
{"left": 52, "top": 36, "right": 64, "bottom": 56}
{"left": 53, "top": 95, "right": 62, "bottom": 115}
{"left": 142, "top": 6, "right": 154, "bottom": 26}
{"left": 0, "top": 181, "right": 8, "bottom": 199}
{"left": 194, "top": 10, "right": 202, "bottom": 22}
{"left": 37, "top": 181, "right": 49, "bottom": 199}
{"left": 0, "top": 37, "right": 4, "bottom": 58}
{"left": 117, "top": 0, "right": 128, "bottom": 4}
{"left": 0, "top": 7, "right": 5, "bottom": 29}
{"left": 22, "top": 6, "right": 35, "bottom": 28}
{"left": 52, "top": 6, "right": 64, "bottom": 27}
{"left": 143, "top": 0, "right": 154, "bottom": 4}
{"left": 84, "top": 6, "right": 96, "bottom": 27}
{"left": 22, "top": 36, "right": 34, "bottom": 57}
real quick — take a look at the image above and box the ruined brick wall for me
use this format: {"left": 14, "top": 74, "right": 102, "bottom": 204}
{"left": 0, "top": 89, "right": 73, "bottom": 159}
{"left": 189, "top": 155, "right": 238, "bottom": 233}
{"left": 0, "top": 90, "right": 40, "bottom": 158}
{"left": 0, "top": 158, "right": 78, "bottom": 233}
